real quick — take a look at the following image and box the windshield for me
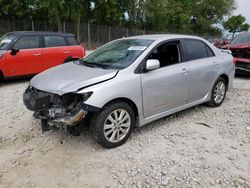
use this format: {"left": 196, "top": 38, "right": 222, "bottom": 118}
{"left": 230, "top": 34, "right": 250, "bottom": 45}
{"left": 0, "top": 34, "right": 17, "bottom": 50}
{"left": 81, "top": 39, "right": 153, "bottom": 69}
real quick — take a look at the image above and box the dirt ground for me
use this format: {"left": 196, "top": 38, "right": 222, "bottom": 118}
{"left": 0, "top": 76, "right": 249, "bottom": 188}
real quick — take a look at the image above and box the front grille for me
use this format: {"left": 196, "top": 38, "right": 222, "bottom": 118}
{"left": 235, "top": 61, "right": 250, "bottom": 70}
{"left": 231, "top": 49, "right": 250, "bottom": 59}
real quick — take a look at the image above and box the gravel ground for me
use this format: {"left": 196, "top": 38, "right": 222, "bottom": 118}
{"left": 0, "top": 76, "right": 249, "bottom": 188}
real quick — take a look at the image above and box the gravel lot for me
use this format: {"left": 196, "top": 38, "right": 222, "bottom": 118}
{"left": 0, "top": 76, "right": 249, "bottom": 188}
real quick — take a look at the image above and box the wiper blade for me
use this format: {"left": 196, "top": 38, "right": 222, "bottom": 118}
{"left": 80, "top": 60, "right": 110, "bottom": 69}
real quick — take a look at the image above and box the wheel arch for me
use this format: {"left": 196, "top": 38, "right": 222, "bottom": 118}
{"left": 102, "top": 97, "right": 139, "bottom": 119}
{"left": 218, "top": 74, "right": 229, "bottom": 90}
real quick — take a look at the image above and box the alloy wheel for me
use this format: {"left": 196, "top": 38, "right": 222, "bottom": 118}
{"left": 103, "top": 109, "right": 131, "bottom": 143}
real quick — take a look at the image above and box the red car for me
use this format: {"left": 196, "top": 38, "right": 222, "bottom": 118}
{"left": 226, "top": 32, "right": 250, "bottom": 75}
{"left": 0, "top": 31, "right": 85, "bottom": 81}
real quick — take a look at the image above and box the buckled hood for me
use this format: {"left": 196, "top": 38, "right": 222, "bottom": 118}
{"left": 30, "top": 61, "right": 118, "bottom": 95}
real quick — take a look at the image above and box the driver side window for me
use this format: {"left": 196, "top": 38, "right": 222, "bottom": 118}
{"left": 13, "top": 36, "right": 40, "bottom": 50}
{"left": 148, "top": 41, "right": 181, "bottom": 68}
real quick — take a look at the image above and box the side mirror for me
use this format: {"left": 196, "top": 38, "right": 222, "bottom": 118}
{"left": 10, "top": 48, "right": 19, "bottom": 55}
{"left": 146, "top": 59, "right": 160, "bottom": 71}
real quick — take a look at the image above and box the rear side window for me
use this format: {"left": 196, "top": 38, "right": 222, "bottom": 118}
{"left": 66, "top": 37, "right": 79, "bottom": 46}
{"left": 184, "top": 39, "right": 214, "bottom": 61}
{"left": 13, "top": 36, "right": 40, "bottom": 49}
{"left": 44, "top": 36, "right": 66, "bottom": 47}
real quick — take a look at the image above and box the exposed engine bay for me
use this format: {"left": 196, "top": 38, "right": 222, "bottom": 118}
{"left": 23, "top": 86, "right": 93, "bottom": 128}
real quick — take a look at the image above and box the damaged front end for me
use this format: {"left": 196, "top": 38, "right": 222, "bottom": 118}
{"left": 227, "top": 33, "right": 250, "bottom": 75}
{"left": 23, "top": 86, "right": 94, "bottom": 131}
{"left": 231, "top": 47, "right": 250, "bottom": 74}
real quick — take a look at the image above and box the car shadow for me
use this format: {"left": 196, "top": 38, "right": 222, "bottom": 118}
{"left": 60, "top": 104, "right": 209, "bottom": 150}
{"left": 0, "top": 76, "right": 32, "bottom": 86}
{"left": 235, "top": 74, "right": 250, "bottom": 79}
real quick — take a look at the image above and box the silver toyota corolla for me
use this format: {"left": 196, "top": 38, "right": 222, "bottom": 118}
{"left": 23, "top": 34, "right": 235, "bottom": 148}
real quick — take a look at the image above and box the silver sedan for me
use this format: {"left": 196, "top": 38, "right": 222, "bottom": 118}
{"left": 23, "top": 34, "right": 235, "bottom": 148}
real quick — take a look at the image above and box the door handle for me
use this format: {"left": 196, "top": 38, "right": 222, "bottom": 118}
{"left": 64, "top": 51, "right": 70, "bottom": 54}
{"left": 33, "top": 53, "right": 41, "bottom": 56}
{"left": 181, "top": 68, "right": 189, "bottom": 75}
{"left": 212, "top": 61, "right": 218, "bottom": 67}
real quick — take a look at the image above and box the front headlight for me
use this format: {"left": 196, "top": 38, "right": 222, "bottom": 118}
{"left": 81, "top": 92, "right": 93, "bottom": 102}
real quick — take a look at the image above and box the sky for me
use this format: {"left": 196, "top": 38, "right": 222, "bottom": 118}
{"left": 234, "top": 0, "right": 250, "bottom": 24}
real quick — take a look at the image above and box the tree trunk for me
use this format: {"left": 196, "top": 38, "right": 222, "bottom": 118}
{"left": 77, "top": 11, "right": 81, "bottom": 42}
{"left": 55, "top": 10, "right": 62, "bottom": 32}
{"left": 232, "top": 32, "right": 236, "bottom": 38}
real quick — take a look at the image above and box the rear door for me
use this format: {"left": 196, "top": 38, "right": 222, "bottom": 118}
{"left": 65, "top": 36, "right": 85, "bottom": 58}
{"left": 182, "top": 39, "right": 218, "bottom": 102}
{"left": 141, "top": 40, "right": 190, "bottom": 117}
{"left": 41, "top": 35, "right": 69, "bottom": 71}
{"left": 6, "top": 35, "right": 42, "bottom": 76}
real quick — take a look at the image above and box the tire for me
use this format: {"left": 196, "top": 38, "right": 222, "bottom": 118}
{"left": 90, "top": 101, "right": 135, "bottom": 148}
{"left": 41, "top": 119, "right": 49, "bottom": 132}
{"left": 206, "top": 77, "right": 227, "bottom": 107}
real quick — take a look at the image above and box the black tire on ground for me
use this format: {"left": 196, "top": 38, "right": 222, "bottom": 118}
{"left": 41, "top": 119, "right": 49, "bottom": 132}
{"left": 90, "top": 101, "right": 135, "bottom": 148}
{"left": 206, "top": 77, "right": 227, "bottom": 107}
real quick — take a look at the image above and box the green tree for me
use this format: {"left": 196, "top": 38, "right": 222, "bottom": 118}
{"left": 223, "top": 15, "right": 250, "bottom": 37}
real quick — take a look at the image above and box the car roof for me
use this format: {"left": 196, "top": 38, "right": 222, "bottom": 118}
{"left": 125, "top": 34, "right": 204, "bottom": 41}
{"left": 6, "top": 31, "right": 75, "bottom": 37}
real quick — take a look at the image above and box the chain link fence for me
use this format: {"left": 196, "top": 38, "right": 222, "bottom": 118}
{"left": 0, "top": 20, "right": 218, "bottom": 49}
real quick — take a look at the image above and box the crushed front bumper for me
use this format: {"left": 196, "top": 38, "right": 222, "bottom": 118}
{"left": 23, "top": 86, "right": 87, "bottom": 127}
{"left": 234, "top": 58, "right": 250, "bottom": 74}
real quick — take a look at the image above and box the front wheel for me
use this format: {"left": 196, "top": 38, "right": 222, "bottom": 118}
{"left": 91, "top": 101, "right": 135, "bottom": 148}
{"left": 206, "top": 77, "right": 227, "bottom": 107}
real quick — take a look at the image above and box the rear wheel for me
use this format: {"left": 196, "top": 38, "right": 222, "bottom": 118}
{"left": 206, "top": 77, "right": 227, "bottom": 107}
{"left": 91, "top": 101, "right": 135, "bottom": 148}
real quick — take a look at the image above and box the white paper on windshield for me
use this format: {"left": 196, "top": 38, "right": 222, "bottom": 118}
{"left": 1, "top": 39, "right": 11, "bottom": 43}
{"left": 128, "top": 46, "right": 147, "bottom": 51}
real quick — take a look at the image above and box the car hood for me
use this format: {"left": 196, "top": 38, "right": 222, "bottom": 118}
{"left": 229, "top": 42, "right": 250, "bottom": 49}
{"left": 30, "top": 61, "right": 118, "bottom": 95}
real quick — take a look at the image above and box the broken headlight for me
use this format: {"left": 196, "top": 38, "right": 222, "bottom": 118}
{"left": 81, "top": 92, "right": 93, "bottom": 102}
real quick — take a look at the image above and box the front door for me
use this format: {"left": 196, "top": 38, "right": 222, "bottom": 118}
{"left": 6, "top": 35, "right": 42, "bottom": 76}
{"left": 141, "top": 41, "right": 190, "bottom": 118}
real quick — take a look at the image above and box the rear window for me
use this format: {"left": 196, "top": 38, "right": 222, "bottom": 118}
{"left": 44, "top": 36, "right": 66, "bottom": 47}
{"left": 184, "top": 39, "right": 213, "bottom": 61}
{"left": 66, "top": 37, "right": 79, "bottom": 46}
